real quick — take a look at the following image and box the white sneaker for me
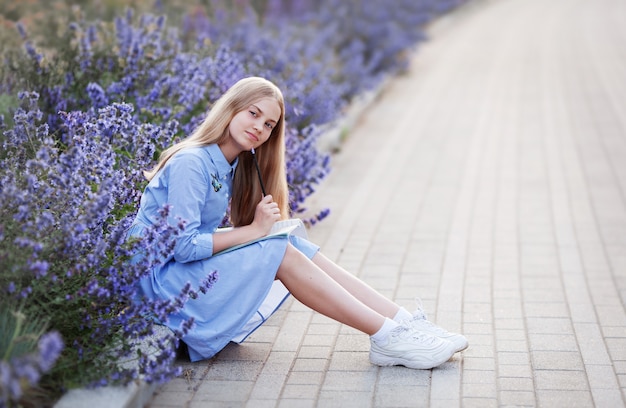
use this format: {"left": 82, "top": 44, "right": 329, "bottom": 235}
{"left": 405, "top": 308, "right": 468, "bottom": 353}
{"left": 370, "top": 326, "right": 455, "bottom": 369}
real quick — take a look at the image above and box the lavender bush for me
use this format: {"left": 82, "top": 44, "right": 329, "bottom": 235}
{"left": 0, "top": 0, "right": 466, "bottom": 404}
{"left": 0, "top": 93, "right": 217, "bottom": 406}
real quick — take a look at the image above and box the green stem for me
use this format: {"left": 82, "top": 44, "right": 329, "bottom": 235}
{"left": 2, "top": 310, "right": 24, "bottom": 361}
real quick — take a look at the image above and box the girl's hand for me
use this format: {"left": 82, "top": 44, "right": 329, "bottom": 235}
{"left": 252, "top": 195, "right": 281, "bottom": 236}
{"left": 212, "top": 195, "right": 280, "bottom": 254}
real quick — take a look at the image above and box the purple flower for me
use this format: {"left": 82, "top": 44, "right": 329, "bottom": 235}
{"left": 29, "top": 260, "right": 49, "bottom": 278}
{"left": 0, "top": 330, "right": 64, "bottom": 405}
{"left": 86, "top": 82, "right": 109, "bottom": 109}
{"left": 16, "top": 22, "right": 27, "bottom": 39}
{"left": 0, "top": 361, "right": 23, "bottom": 402}
{"left": 38, "top": 332, "right": 64, "bottom": 372}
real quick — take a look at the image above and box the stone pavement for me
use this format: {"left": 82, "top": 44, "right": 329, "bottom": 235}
{"left": 148, "top": 0, "right": 626, "bottom": 406}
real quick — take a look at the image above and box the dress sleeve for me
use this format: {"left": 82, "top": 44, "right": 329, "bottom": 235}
{"left": 165, "top": 153, "right": 215, "bottom": 262}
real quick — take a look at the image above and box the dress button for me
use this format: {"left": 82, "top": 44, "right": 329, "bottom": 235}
{"left": 192, "top": 238, "right": 197, "bottom": 245}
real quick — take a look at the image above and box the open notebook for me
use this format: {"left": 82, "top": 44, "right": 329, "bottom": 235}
{"left": 214, "top": 218, "right": 306, "bottom": 255}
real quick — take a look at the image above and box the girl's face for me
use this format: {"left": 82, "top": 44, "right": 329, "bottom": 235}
{"left": 228, "top": 97, "right": 281, "bottom": 153}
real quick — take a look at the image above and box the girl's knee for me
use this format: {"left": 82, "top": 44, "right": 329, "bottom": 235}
{"left": 277, "top": 244, "right": 307, "bottom": 278}
{"left": 281, "top": 243, "right": 300, "bottom": 265}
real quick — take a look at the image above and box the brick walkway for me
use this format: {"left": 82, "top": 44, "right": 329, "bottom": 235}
{"left": 148, "top": 0, "right": 626, "bottom": 406}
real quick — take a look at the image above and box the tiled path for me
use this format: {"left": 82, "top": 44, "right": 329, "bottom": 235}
{"left": 148, "top": 0, "right": 626, "bottom": 406}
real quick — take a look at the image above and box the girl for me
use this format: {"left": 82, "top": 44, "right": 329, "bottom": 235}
{"left": 127, "top": 77, "right": 467, "bottom": 369}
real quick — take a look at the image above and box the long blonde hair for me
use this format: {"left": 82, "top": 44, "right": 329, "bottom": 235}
{"left": 144, "top": 76, "right": 289, "bottom": 227}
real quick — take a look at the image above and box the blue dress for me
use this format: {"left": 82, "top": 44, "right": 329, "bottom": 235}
{"left": 127, "top": 144, "right": 319, "bottom": 361}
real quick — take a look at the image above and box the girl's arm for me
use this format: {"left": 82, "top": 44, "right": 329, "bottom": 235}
{"left": 163, "top": 150, "right": 281, "bottom": 260}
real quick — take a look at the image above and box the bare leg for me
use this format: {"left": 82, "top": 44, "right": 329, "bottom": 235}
{"left": 276, "top": 244, "right": 386, "bottom": 335}
{"left": 311, "top": 252, "right": 401, "bottom": 319}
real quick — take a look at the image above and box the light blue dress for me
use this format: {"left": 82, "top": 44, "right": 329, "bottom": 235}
{"left": 127, "top": 144, "right": 319, "bottom": 361}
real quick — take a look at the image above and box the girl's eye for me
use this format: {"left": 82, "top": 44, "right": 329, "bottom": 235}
{"left": 265, "top": 122, "right": 273, "bottom": 130}
{"left": 249, "top": 110, "right": 257, "bottom": 117}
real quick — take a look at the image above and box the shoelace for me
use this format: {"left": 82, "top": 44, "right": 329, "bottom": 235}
{"left": 390, "top": 325, "right": 439, "bottom": 345}
{"left": 410, "top": 316, "right": 450, "bottom": 337}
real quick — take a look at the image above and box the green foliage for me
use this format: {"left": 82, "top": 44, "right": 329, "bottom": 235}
{"left": 0, "top": 303, "right": 49, "bottom": 362}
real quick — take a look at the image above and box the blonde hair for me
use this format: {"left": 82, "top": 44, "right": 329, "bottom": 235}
{"left": 144, "top": 76, "right": 289, "bottom": 227}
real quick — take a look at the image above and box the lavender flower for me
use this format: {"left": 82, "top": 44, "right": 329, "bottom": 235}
{"left": 86, "top": 82, "right": 109, "bottom": 109}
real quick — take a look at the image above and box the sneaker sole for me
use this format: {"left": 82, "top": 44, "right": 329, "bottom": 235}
{"left": 454, "top": 342, "right": 469, "bottom": 353}
{"left": 369, "top": 348, "right": 455, "bottom": 370}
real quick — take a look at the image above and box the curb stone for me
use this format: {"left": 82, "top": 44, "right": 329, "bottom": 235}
{"left": 53, "top": 325, "right": 173, "bottom": 408}
{"left": 54, "top": 381, "right": 159, "bottom": 408}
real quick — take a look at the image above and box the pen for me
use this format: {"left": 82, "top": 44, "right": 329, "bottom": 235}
{"left": 250, "top": 148, "right": 267, "bottom": 196}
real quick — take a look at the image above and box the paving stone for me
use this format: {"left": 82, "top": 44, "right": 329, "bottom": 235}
{"left": 291, "top": 358, "right": 328, "bottom": 372}
{"left": 317, "top": 391, "right": 373, "bottom": 408}
{"left": 461, "top": 397, "right": 498, "bottom": 408}
{"left": 531, "top": 351, "right": 585, "bottom": 371}
{"left": 534, "top": 370, "right": 589, "bottom": 391}
{"left": 499, "top": 390, "right": 536, "bottom": 407}
{"left": 497, "top": 352, "right": 530, "bottom": 366}
{"left": 281, "top": 384, "right": 319, "bottom": 400}
{"left": 321, "top": 370, "right": 377, "bottom": 391}
{"left": 276, "top": 399, "right": 315, "bottom": 408}
{"left": 498, "top": 376, "right": 534, "bottom": 392}
{"left": 248, "top": 374, "right": 287, "bottom": 400}
{"left": 297, "top": 346, "right": 332, "bottom": 360}
{"left": 193, "top": 380, "right": 254, "bottom": 402}
{"left": 535, "top": 390, "right": 594, "bottom": 408}
{"left": 374, "top": 385, "right": 430, "bottom": 408}
{"left": 285, "top": 371, "right": 324, "bottom": 386}
{"left": 498, "top": 364, "right": 532, "bottom": 378}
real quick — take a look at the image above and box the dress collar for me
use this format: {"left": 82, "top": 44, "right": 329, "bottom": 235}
{"left": 206, "top": 144, "right": 238, "bottom": 179}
